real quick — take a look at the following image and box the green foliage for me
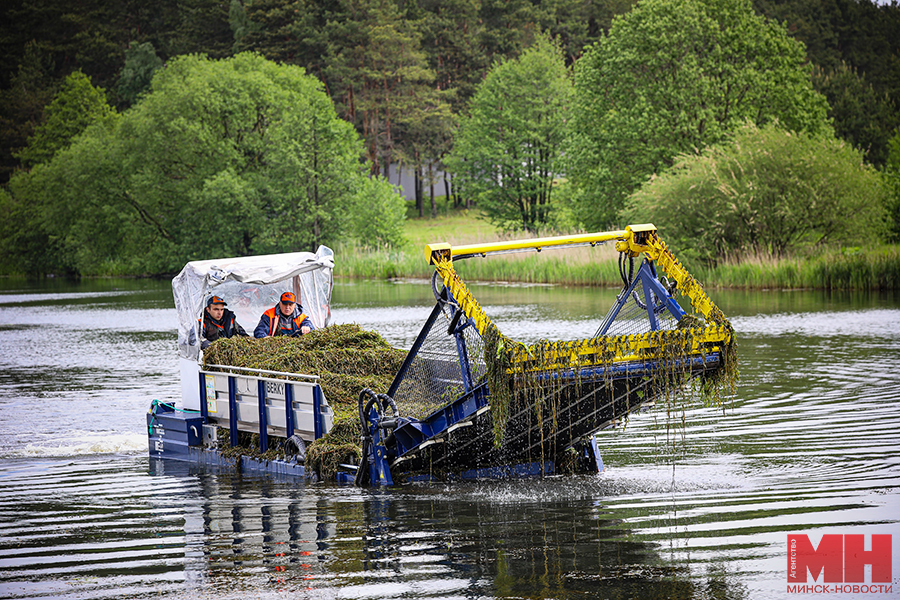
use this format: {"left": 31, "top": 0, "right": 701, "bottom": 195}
{"left": 323, "top": 0, "right": 439, "bottom": 177}
{"left": 4, "top": 53, "right": 405, "bottom": 275}
{"left": 886, "top": 128, "right": 900, "bottom": 242}
{"left": 753, "top": 0, "right": 900, "bottom": 103}
{"left": 116, "top": 42, "right": 164, "bottom": 107}
{"left": 696, "top": 246, "right": 900, "bottom": 290}
{"left": 623, "top": 122, "right": 889, "bottom": 264}
{"left": 0, "top": 42, "right": 58, "bottom": 183}
{"left": 9, "top": 118, "right": 134, "bottom": 275}
{"left": 812, "top": 62, "right": 899, "bottom": 168}
{"left": 417, "top": 0, "right": 487, "bottom": 113}
{"left": 233, "top": 0, "right": 308, "bottom": 63}
{"left": 348, "top": 176, "right": 408, "bottom": 248}
{"left": 447, "top": 35, "right": 573, "bottom": 232}
{"left": 752, "top": 0, "right": 900, "bottom": 168}
{"left": 568, "top": 0, "right": 831, "bottom": 230}
{"left": 15, "top": 71, "right": 116, "bottom": 168}
{"left": 0, "top": 185, "right": 72, "bottom": 276}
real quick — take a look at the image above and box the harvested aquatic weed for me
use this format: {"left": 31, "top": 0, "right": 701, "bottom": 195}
{"left": 203, "top": 323, "right": 405, "bottom": 479}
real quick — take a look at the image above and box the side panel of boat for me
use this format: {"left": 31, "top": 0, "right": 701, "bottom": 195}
{"left": 147, "top": 404, "right": 203, "bottom": 459}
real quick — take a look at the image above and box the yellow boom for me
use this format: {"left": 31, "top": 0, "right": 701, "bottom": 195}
{"left": 424, "top": 224, "right": 732, "bottom": 374}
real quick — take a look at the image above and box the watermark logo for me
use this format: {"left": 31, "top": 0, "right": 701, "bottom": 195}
{"left": 787, "top": 533, "right": 893, "bottom": 594}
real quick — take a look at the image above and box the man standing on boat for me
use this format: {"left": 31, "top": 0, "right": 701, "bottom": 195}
{"left": 254, "top": 291, "right": 315, "bottom": 338}
{"left": 200, "top": 296, "right": 249, "bottom": 348}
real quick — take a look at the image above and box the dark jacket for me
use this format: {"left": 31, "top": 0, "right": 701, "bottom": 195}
{"left": 254, "top": 305, "right": 315, "bottom": 338}
{"left": 201, "top": 308, "right": 248, "bottom": 348}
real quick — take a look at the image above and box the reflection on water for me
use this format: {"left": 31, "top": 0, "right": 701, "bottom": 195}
{"left": 0, "top": 458, "right": 724, "bottom": 600}
{"left": 0, "top": 279, "right": 899, "bottom": 599}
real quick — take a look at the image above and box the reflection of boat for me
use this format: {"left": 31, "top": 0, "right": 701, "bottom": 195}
{"left": 354, "top": 225, "right": 735, "bottom": 485}
{"left": 147, "top": 247, "right": 336, "bottom": 477}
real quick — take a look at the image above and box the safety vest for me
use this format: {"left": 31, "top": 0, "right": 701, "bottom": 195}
{"left": 263, "top": 306, "right": 309, "bottom": 336}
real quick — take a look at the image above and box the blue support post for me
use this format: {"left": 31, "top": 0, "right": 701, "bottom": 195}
{"left": 313, "top": 385, "right": 322, "bottom": 439}
{"left": 364, "top": 404, "right": 393, "bottom": 486}
{"left": 447, "top": 293, "right": 474, "bottom": 393}
{"left": 640, "top": 268, "right": 687, "bottom": 321}
{"left": 372, "top": 445, "right": 393, "bottom": 486}
{"left": 198, "top": 372, "right": 208, "bottom": 421}
{"left": 640, "top": 268, "right": 660, "bottom": 331}
{"left": 228, "top": 376, "right": 238, "bottom": 447}
{"left": 257, "top": 380, "right": 268, "bottom": 453}
{"left": 285, "top": 383, "right": 295, "bottom": 439}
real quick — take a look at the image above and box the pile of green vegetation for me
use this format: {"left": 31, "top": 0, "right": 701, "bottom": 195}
{"left": 202, "top": 323, "right": 406, "bottom": 480}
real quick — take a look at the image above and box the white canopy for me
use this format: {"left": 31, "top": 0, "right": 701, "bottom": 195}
{"left": 173, "top": 246, "right": 334, "bottom": 360}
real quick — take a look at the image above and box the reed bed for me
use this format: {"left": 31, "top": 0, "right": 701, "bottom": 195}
{"left": 338, "top": 209, "right": 900, "bottom": 289}
{"left": 338, "top": 237, "right": 900, "bottom": 290}
{"left": 698, "top": 246, "right": 900, "bottom": 290}
{"left": 336, "top": 240, "right": 623, "bottom": 286}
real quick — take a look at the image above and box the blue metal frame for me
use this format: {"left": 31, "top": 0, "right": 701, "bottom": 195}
{"left": 364, "top": 402, "right": 394, "bottom": 486}
{"left": 389, "top": 382, "right": 490, "bottom": 458}
{"left": 228, "top": 376, "right": 238, "bottom": 447}
{"left": 598, "top": 260, "right": 686, "bottom": 336}
{"left": 285, "top": 383, "right": 295, "bottom": 439}
{"left": 447, "top": 290, "right": 476, "bottom": 393}
{"left": 199, "top": 372, "right": 208, "bottom": 421}
{"left": 532, "top": 353, "right": 720, "bottom": 383}
{"left": 313, "top": 385, "right": 322, "bottom": 440}
{"left": 257, "top": 380, "right": 269, "bottom": 452}
{"left": 360, "top": 263, "right": 714, "bottom": 484}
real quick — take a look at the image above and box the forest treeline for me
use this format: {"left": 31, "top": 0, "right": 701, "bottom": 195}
{"left": 1, "top": 0, "right": 899, "bottom": 277}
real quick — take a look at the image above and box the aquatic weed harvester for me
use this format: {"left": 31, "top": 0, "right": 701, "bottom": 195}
{"left": 147, "top": 227, "right": 734, "bottom": 483}
{"left": 356, "top": 224, "right": 735, "bottom": 485}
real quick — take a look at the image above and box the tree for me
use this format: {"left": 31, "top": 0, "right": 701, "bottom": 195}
{"left": 0, "top": 42, "right": 58, "bottom": 183}
{"left": 0, "top": 177, "right": 72, "bottom": 275}
{"left": 417, "top": 0, "right": 486, "bottom": 113}
{"left": 323, "top": 0, "right": 437, "bottom": 177}
{"left": 886, "top": 128, "right": 900, "bottom": 242}
{"left": 232, "top": 0, "right": 309, "bottom": 64}
{"left": 622, "top": 122, "right": 889, "bottom": 265}
{"left": 568, "top": 0, "right": 831, "bottom": 230}
{"left": 15, "top": 70, "right": 116, "bottom": 168}
{"left": 116, "top": 42, "right": 164, "bottom": 107}
{"left": 447, "top": 35, "right": 572, "bottom": 232}
{"left": 812, "top": 62, "right": 899, "bottom": 168}
{"left": 394, "top": 90, "right": 456, "bottom": 217}
{"left": 4, "top": 53, "right": 404, "bottom": 275}
{"left": 753, "top": 0, "right": 900, "bottom": 103}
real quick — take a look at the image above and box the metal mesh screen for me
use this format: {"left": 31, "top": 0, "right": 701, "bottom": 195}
{"left": 597, "top": 284, "right": 682, "bottom": 338}
{"left": 391, "top": 306, "right": 487, "bottom": 421}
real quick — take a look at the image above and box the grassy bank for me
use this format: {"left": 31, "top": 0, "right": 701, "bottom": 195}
{"left": 697, "top": 246, "right": 900, "bottom": 290}
{"left": 337, "top": 207, "right": 900, "bottom": 290}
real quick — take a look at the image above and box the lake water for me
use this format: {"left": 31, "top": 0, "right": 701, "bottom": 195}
{"left": 1, "top": 277, "right": 899, "bottom": 599}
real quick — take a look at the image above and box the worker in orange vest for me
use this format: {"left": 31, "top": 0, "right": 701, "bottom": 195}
{"left": 253, "top": 291, "right": 315, "bottom": 338}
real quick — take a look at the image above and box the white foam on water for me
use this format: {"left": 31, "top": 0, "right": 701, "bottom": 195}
{"left": 10, "top": 432, "right": 147, "bottom": 457}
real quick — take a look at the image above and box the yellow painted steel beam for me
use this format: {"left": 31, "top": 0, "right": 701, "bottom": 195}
{"left": 426, "top": 229, "right": 634, "bottom": 264}
{"left": 425, "top": 224, "right": 667, "bottom": 265}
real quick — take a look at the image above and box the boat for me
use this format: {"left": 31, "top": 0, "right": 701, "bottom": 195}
{"left": 147, "top": 225, "right": 735, "bottom": 485}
